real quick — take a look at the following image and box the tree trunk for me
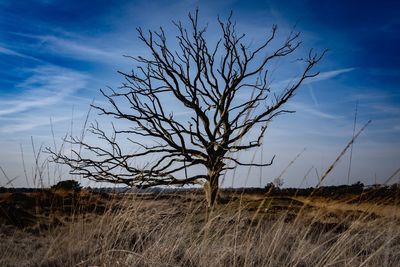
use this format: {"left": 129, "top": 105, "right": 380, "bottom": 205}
{"left": 206, "top": 171, "right": 219, "bottom": 208}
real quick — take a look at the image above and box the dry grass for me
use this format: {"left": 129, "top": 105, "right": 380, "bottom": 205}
{"left": 1, "top": 191, "right": 400, "bottom": 267}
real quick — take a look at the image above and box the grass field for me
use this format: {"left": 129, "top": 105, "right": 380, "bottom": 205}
{"left": 1, "top": 188, "right": 399, "bottom": 267}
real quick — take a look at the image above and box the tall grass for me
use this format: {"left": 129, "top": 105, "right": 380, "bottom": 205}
{"left": 1, "top": 190, "right": 400, "bottom": 267}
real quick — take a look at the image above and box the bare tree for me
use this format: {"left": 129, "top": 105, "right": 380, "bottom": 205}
{"left": 51, "top": 10, "right": 325, "bottom": 206}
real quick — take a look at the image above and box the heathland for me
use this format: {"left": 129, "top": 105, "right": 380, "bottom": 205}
{"left": 1, "top": 184, "right": 400, "bottom": 266}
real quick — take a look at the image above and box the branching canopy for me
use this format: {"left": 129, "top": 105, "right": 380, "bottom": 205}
{"left": 50, "top": 10, "right": 324, "bottom": 203}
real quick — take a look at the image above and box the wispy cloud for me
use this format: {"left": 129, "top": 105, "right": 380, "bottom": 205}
{"left": 12, "top": 32, "right": 128, "bottom": 63}
{"left": 272, "top": 68, "right": 355, "bottom": 88}
{"left": 371, "top": 103, "right": 400, "bottom": 114}
{"left": 0, "top": 116, "right": 71, "bottom": 134}
{"left": 304, "top": 68, "right": 355, "bottom": 84}
{"left": 349, "top": 91, "right": 389, "bottom": 101}
{"left": 286, "top": 67, "right": 355, "bottom": 106}
{"left": 0, "top": 45, "right": 40, "bottom": 61}
{"left": 0, "top": 65, "right": 88, "bottom": 116}
{"left": 289, "top": 102, "right": 340, "bottom": 120}
{"left": 39, "top": 35, "right": 120, "bottom": 60}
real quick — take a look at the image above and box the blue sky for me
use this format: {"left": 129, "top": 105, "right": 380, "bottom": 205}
{"left": 0, "top": 0, "right": 399, "bottom": 188}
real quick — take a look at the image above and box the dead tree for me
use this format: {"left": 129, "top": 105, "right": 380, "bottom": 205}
{"left": 50, "top": 10, "right": 325, "bottom": 207}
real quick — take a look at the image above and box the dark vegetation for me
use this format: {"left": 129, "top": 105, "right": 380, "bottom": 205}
{"left": 0, "top": 185, "right": 113, "bottom": 229}
{"left": 2, "top": 182, "right": 399, "bottom": 199}
{"left": 50, "top": 180, "right": 82, "bottom": 192}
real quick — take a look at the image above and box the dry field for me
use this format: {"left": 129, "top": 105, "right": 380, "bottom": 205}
{"left": 1, "top": 188, "right": 400, "bottom": 267}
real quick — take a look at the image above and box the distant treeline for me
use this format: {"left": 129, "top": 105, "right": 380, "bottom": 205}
{"left": 226, "top": 182, "right": 400, "bottom": 201}
{"left": 1, "top": 182, "right": 400, "bottom": 201}
{"left": 0, "top": 187, "right": 46, "bottom": 193}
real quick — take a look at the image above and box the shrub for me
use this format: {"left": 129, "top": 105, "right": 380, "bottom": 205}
{"left": 51, "top": 180, "right": 82, "bottom": 192}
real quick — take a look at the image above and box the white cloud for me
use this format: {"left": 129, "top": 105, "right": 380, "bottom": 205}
{"left": 8, "top": 31, "right": 141, "bottom": 67}
{"left": 39, "top": 35, "right": 120, "bottom": 60}
{"left": 0, "top": 116, "right": 71, "bottom": 134}
{"left": 289, "top": 102, "right": 340, "bottom": 120}
{"left": 272, "top": 67, "right": 355, "bottom": 88}
{"left": 0, "top": 45, "right": 40, "bottom": 61}
{"left": 305, "top": 68, "right": 355, "bottom": 84}
{"left": 0, "top": 65, "right": 88, "bottom": 116}
{"left": 371, "top": 103, "right": 400, "bottom": 114}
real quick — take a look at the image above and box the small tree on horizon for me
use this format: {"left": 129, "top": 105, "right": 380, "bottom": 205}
{"left": 50, "top": 10, "right": 325, "bottom": 207}
{"left": 51, "top": 180, "right": 82, "bottom": 192}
